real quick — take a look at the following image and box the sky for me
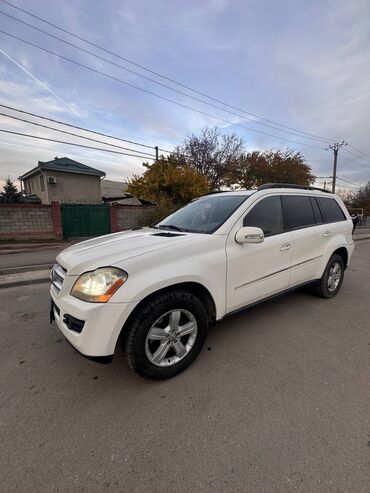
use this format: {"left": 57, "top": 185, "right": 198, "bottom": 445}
{"left": 0, "top": 0, "right": 369, "bottom": 192}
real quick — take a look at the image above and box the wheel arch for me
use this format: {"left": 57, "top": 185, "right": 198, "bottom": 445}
{"left": 118, "top": 281, "right": 217, "bottom": 347}
{"left": 332, "top": 246, "right": 349, "bottom": 268}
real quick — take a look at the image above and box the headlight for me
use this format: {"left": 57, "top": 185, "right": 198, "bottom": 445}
{"left": 71, "top": 267, "right": 128, "bottom": 303}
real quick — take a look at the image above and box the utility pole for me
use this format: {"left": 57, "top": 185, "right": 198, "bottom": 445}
{"left": 326, "top": 141, "right": 346, "bottom": 193}
{"left": 155, "top": 146, "right": 159, "bottom": 161}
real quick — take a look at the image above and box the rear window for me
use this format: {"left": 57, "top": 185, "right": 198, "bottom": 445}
{"left": 282, "top": 195, "right": 316, "bottom": 230}
{"left": 317, "top": 197, "right": 346, "bottom": 223}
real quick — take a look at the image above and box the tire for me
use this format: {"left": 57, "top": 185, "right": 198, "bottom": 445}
{"left": 125, "top": 290, "right": 208, "bottom": 379}
{"left": 313, "top": 254, "right": 345, "bottom": 299}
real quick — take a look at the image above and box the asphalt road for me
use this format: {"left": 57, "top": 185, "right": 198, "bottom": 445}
{"left": 1, "top": 241, "right": 370, "bottom": 492}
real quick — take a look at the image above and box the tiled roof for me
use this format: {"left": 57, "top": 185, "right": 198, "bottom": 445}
{"left": 39, "top": 157, "right": 105, "bottom": 176}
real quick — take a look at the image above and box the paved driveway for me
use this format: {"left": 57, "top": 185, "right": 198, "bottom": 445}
{"left": 1, "top": 241, "right": 370, "bottom": 492}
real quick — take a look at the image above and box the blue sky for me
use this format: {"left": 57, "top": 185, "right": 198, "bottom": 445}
{"left": 0, "top": 0, "right": 369, "bottom": 191}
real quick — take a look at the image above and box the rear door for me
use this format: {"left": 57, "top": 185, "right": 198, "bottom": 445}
{"left": 281, "top": 194, "right": 326, "bottom": 287}
{"left": 226, "top": 195, "right": 294, "bottom": 312}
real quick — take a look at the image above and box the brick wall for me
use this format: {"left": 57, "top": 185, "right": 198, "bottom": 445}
{"left": 115, "top": 206, "right": 156, "bottom": 231}
{"left": 0, "top": 203, "right": 157, "bottom": 240}
{"left": 0, "top": 203, "right": 62, "bottom": 240}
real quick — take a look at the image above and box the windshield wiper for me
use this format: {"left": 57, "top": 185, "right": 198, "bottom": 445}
{"left": 157, "top": 224, "right": 185, "bottom": 232}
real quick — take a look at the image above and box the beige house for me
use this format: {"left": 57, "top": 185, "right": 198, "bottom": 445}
{"left": 19, "top": 157, "right": 105, "bottom": 204}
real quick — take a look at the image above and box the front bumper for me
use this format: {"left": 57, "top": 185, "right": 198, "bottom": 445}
{"left": 50, "top": 285, "right": 138, "bottom": 357}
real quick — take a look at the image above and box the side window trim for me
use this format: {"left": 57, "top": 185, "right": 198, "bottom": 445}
{"left": 310, "top": 196, "right": 324, "bottom": 224}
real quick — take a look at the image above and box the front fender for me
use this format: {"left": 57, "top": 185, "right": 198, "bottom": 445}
{"left": 109, "top": 238, "right": 227, "bottom": 320}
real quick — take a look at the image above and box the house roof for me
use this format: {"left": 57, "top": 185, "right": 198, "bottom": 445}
{"left": 101, "top": 179, "right": 129, "bottom": 199}
{"left": 19, "top": 157, "right": 106, "bottom": 180}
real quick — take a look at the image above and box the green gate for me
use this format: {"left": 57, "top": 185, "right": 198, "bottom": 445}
{"left": 61, "top": 204, "right": 110, "bottom": 238}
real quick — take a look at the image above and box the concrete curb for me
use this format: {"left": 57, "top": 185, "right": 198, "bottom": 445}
{"left": 0, "top": 264, "right": 53, "bottom": 276}
{"left": 0, "top": 276, "right": 50, "bottom": 289}
{"left": 0, "top": 269, "right": 51, "bottom": 289}
{"left": 354, "top": 235, "right": 370, "bottom": 242}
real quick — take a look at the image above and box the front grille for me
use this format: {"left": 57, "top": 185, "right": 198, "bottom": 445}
{"left": 51, "top": 264, "right": 67, "bottom": 294}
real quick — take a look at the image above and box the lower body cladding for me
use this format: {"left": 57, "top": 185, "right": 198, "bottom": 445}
{"left": 50, "top": 287, "right": 138, "bottom": 359}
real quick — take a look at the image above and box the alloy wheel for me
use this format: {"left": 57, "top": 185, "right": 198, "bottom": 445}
{"left": 327, "top": 262, "right": 342, "bottom": 292}
{"left": 145, "top": 309, "right": 198, "bottom": 367}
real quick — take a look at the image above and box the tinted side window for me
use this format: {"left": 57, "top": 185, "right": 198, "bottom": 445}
{"left": 243, "top": 196, "right": 283, "bottom": 237}
{"left": 282, "top": 195, "right": 316, "bottom": 230}
{"left": 310, "top": 197, "right": 323, "bottom": 224}
{"left": 317, "top": 197, "right": 346, "bottom": 223}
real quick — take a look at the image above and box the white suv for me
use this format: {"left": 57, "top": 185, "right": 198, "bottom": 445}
{"left": 50, "top": 184, "right": 354, "bottom": 379}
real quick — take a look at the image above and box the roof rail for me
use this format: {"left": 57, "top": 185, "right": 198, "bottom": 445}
{"left": 205, "top": 190, "right": 229, "bottom": 195}
{"left": 257, "top": 183, "right": 331, "bottom": 193}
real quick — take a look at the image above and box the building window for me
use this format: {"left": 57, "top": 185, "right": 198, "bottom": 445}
{"left": 40, "top": 175, "right": 45, "bottom": 191}
{"left": 29, "top": 180, "right": 32, "bottom": 193}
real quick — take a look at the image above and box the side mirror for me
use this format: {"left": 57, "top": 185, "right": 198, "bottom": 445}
{"left": 235, "top": 226, "right": 264, "bottom": 244}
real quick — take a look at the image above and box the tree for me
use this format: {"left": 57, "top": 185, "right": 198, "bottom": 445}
{"left": 228, "top": 149, "right": 316, "bottom": 188}
{"left": 173, "top": 127, "right": 245, "bottom": 189}
{"left": 335, "top": 188, "right": 353, "bottom": 207}
{"left": 347, "top": 182, "right": 370, "bottom": 215}
{"left": 0, "top": 178, "right": 23, "bottom": 203}
{"left": 127, "top": 157, "right": 210, "bottom": 219}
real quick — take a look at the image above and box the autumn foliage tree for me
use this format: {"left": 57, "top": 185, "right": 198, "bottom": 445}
{"left": 173, "top": 127, "right": 315, "bottom": 190}
{"left": 228, "top": 149, "right": 316, "bottom": 188}
{"left": 127, "top": 157, "right": 210, "bottom": 220}
{"left": 174, "top": 127, "right": 245, "bottom": 189}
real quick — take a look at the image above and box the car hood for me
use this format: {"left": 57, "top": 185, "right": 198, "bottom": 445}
{"left": 57, "top": 228, "right": 204, "bottom": 275}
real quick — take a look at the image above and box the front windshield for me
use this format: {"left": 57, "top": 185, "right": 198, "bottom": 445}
{"left": 157, "top": 194, "right": 249, "bottom": 234}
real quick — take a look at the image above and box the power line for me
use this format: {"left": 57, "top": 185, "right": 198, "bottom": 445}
{"left": 0, "top": 8, "right": 332, "bottom": 144}
{"left": 0, "top": 103, "right": 162, "bottom": 151}
{"left": 0, "top": 0, "right": 336, "bottom": 143}
{"left": 0, "top": 30, "right": 326, "bottom": 151}
{"left": 347, "top": 144, "right": 370, "bottom": 160}
{"left": 0, "top": 138, "right": 145, "bottom": 170}
{"left": 341, "top": 153, "right": 370, "bottom": 170}
{"left": 316, "top": 176, "right": 361, "bottom": 187}
{"left": 343, "top": 147, "right": 370, "bottom": 165}
{"left": 0, "top": 128, "right": 156, "bottom": 159}
{"left": 0, "top": 111, "right": 156, "bottom": 156}
{"left": 333, "top": 183, "right": 359, "bottom": 189}
{"left": 336, "top": 177, "right": 361, "bottom": 187}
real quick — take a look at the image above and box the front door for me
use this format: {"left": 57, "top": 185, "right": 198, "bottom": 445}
{"left": 226, "top": 195, "right": 294, "bottom": 313}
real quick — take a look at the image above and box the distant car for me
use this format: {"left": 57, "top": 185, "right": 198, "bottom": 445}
{"left": 50, "top": 184, "right": 354, "bottom": 379}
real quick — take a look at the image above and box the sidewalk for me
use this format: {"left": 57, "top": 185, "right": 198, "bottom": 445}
{"left": 0, "top": 241, "right": 75, "bottom": 270}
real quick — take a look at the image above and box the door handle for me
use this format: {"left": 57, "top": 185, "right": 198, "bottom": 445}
{"left": 280, "top": 242, "right": 292, "bottom": 251}
{"left": 322, "top": 231, "right": 331, "bottom": 238}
